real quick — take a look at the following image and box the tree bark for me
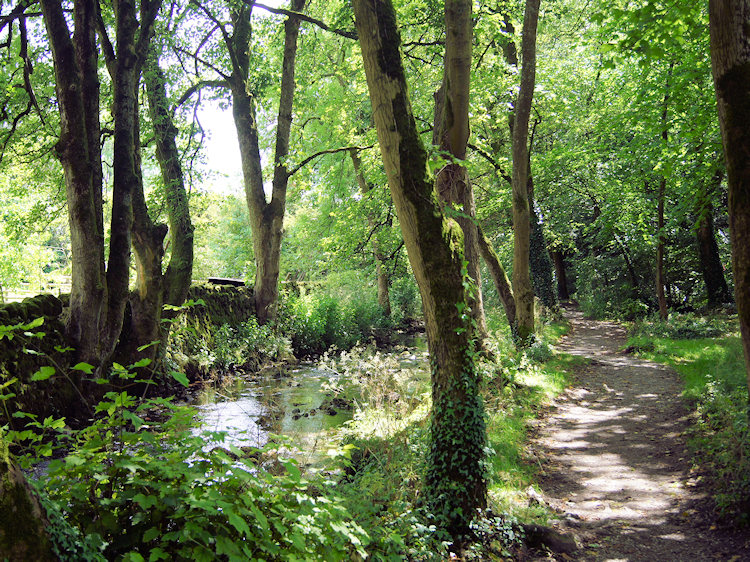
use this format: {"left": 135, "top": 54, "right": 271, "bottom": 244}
{"left": 695, "top": 170, "right": 732, "bottom": 307}
{"left": 0, "top": 436, "right": 54, "bottom": 561}
{"left": 113, "top": 0, "right": 164, "bottom": 365}
{"left": 709, "top": 0, "right": 750, "bottom": 414}
{"left": 551, "top": 250, "right": 570, "bottom": 300}
{"left": 353, "top": 0, "right": 486, "bottom": 537}
{"left": 232, "top": 0, "right": 304, "bottom": 325}
{"left": 433, "top": 0, "right": 484, "bottom": 337}
{"left": 41, "top": 0, "right": 111, "bottom": 365}
{"left": 511, "top": 0, "right": 540, "bottom": 343}
{"left": 527, "top": 175, "right": 557, "bottom": 310}
{"left": 477, "top": 224, "right": 517, "bottom": 328}
{"left": 656, "top": 64, "right": 673, "bottom": 321}
{"left": 350, "top": 149, "right": 391, "bottom": 315}
{"left": 145, "top": 51, "right": 195, "bottom": 309}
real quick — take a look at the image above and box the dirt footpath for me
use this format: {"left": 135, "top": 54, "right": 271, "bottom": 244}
{"left": 527, "top": 307, "right": 750, "bottom": 561}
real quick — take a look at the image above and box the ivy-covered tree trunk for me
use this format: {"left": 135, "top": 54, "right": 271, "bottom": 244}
{"left": 709, "top": 0, "right": 750, "bottom": 415}
{"left": 527, "top": 176, "right": 557, "bottom": 311}
{"left": 353, "top": 0, "right": 486, "bottom": 538}
{"left": 433, "top": 2, "right": 487, "bottom": 339}
{"left": 551, "top": 250, "right": 570, "bottom": 300}
{"left": 350, "top": 149, "right": 391, "bottom": 315}
{"left": 511, "top": 0, "right": 540, "bottom": 342}
{"left": 695, "top": 170, "right": 732, "bottom": 307}
{"left": 232, "top": 0, "right": 304, "bottom": 325}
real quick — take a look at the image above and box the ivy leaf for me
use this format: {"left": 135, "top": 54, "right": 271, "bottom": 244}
{"left": 72, "top": 362, "right": 95, "bottom": 374}
{"left": 30, "top": 366, "right": 55, "bottom": 381}
{"left": 130, "top": 358, "right": 152, "bottom": 369}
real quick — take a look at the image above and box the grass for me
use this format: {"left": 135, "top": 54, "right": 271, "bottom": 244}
{"left": 626, "top": 317, "right": 750, "bottom": 524}
{"left": 328, "top": 311, "right": 581, "bottom": 558}
{"left": 626, "top": 333, "right": 745, "bottom": 400}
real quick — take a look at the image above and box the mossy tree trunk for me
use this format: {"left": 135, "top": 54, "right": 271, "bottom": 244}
{"left": 433, "top": 3, "right": 487, "bottom": 339}
{"left": 0, "top": 437, "right": 54, "bottom": 561}
{"left": 139, "top": 48, "right": 195, "bottom": 356}
{"left": 511, "top": 0, "right": 540, "bottom": 343}
{"left": 709, "top": 0, "right": 750, "bottom": 416}
{"left": 350, "top": 149, "right": 391, "bottom": 315}
{"left": 230, "top": 0, "right": 304, "bottom": 325}
{"left": 353, "top": 0, "right": 486, "bottom": 538}
{"left": 42, "top": 0, "right": 161, "bottom": 369}
{"left": 41, "top": 0, "right": 115, "bottom": 365}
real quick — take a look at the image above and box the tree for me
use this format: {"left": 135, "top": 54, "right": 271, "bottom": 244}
{"left": 353, "top": 0, "right": 486, "bottom": 537}
{"left": 709, "top": 0, "right": 750, "bottom": 413}
{"left": 41, "top": 0, "right": 162, "bottom": 367}
{"left": 511, "top": 0, "right": 541, "bottom": 342}
{"left": 433, "top": 0, "right": 487, "bottom": 338}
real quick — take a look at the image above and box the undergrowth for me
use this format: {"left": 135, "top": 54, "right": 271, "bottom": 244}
{"left": 627, "top": 314, "right": 749, "bottom": 524}
{"left": 328, "top": 313, "right": 575, "bottom": 559}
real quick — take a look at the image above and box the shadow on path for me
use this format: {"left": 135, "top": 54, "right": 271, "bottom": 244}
{"left": 527, "top": 307, "right": 750, "bottom": 561}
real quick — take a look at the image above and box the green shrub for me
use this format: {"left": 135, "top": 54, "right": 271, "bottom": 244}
{"left": 692, "top": 380, "right": 750, "bottom": 524}
{"left": 283, "top": 291, "right": 394, "bottom": 358}
{"left": 11, "top": 368, "right": 368, "bottom": 561}
{"left": 630, "top": 313, "right": 729, "bottom": 340}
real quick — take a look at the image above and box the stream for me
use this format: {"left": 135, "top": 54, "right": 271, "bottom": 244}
{"left": 194, "top": 338, "right": 429, "bottom": 465}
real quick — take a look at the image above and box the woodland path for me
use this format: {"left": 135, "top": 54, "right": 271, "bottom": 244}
{"left": 526, "top": 306, "right": 750, "bottom": 561}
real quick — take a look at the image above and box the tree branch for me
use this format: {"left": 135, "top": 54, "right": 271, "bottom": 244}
{"left": 251, "top": 2, "right": 358, "bottom": 40}
{"left": 175, "top": 79, "right": 229, "bottom": 108}
{"left": 467, "top": 142, "right": 512, "bottom": 185}
{"left": 287, "top": 144, "right": 375, "bottom": 177}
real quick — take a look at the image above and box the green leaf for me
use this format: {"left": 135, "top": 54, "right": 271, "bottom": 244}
{"left": 137, "top": 341, "right": 160, "bottom": 353}
{"left": 227, "top": 511, "right": 251, "bottom": 537}
{"left": 130, "top": 358, "right": 152, "bottom": 369}
{"left": 169, "top": 371, "right": 190, "bottom": 388}
{"left": 142, "top": 527, "right": 160, "bottom": 542}
{"left": 30, "top": 366, "right": 55, "bottom": 381}
{"left": 72, "top": 362, "right": 95, "bottom": 374}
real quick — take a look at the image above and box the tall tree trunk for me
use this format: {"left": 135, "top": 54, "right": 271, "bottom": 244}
{"left": 656, "top": 175, "right": 668, "bottom": 319}
{"left": 233, "top": 0, "right": 304, "bottom": 325}
{"left": 433, "top": 3, "right": 487, "bottom": 339}
{"left": 477, "top": 224, "right": 517, "bottom": 328}
{"left": 527, "top": 175, "right": 557, "bottom": 310}
{"left": 511, "top": 0, "right": 540, "bottom": 343}
{"left": 105, "top": 0, "right": 163, "bottom": 366}
{"left": 709, "top": 0, "right": 750, "bottom": 416}
{"left": 656, "top": 64, "right": 672, "bottom": 321}
{"left": 696, "top": 170, "right": 732, "bottom": 307}
{"left": 353, "top": 0, "right": 486, "bottom": 537}
{"left": 551, "top": 250, "right": 570, "bottom": 300}
{"left": 41, "top": 0, "right": 112, "bottom": 365}
{"left": 145, "top": 51, "right": 194, "bottom": 309}
{"left": 350, "top": 149, "right": 391, "bottom": 315}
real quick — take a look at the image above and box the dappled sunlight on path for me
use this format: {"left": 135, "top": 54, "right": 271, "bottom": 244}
{"left": 527, "top": 307, "right": 749, "bottom": 561}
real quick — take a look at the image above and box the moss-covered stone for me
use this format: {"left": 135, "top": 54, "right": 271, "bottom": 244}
{"left": 0, "top": 437, "right": 54, "bottom": 561}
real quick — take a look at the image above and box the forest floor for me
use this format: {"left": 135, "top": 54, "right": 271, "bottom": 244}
{"left": 525, "top": 305, "right": 750, "bottom": 561}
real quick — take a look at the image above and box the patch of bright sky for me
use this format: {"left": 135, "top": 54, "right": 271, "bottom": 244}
{"left": 198, "top": 0, "right": 286, "bottom": 196}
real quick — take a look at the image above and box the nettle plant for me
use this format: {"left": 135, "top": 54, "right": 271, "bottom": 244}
{"left": 3, "top": 331, "right": 368, "bottom": 561}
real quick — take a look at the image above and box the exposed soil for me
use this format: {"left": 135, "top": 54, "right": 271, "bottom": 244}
{"left": 525, "top": 306, "right": 750, "bottom": 561}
